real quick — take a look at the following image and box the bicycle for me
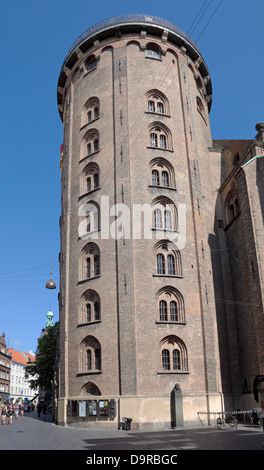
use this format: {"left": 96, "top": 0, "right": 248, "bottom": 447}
{"left": 216, "top": 412, "right": 238, "bottom": 430}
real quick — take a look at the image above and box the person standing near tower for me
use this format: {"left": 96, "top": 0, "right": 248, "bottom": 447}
{"left": 7, "top": 405, "right": 14, "bottom": 425}
{"left": 14, "top": 402, "right": 19, "bottom": 419}
{"left": 1, "top": 405, "right": 7, "bottom": 425}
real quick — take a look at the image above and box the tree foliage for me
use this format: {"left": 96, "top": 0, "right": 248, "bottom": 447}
{"left": 25, "top": 322, "right": 59, "bottom": 392}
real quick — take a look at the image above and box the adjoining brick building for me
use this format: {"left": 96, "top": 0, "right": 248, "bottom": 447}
{"left": 56, "top": 14, "right": 264, "bottom": 428}
{"left": 0, "top": 332, "right": 11, "bottom": 399}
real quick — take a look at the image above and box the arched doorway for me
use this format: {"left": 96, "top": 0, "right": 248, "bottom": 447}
{"left": 170, "top": 383, "right": 184, "bottom": 428}
{"left": 81, "top": 381, "right": 101, "bottom": 396}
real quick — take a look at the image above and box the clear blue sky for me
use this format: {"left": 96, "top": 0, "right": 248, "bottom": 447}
{"left": 0, "top": 0, "right": 263, "bottom": 353}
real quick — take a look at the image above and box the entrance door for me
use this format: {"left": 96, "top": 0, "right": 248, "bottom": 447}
{"left": 171, "top": 383, "right": 184, "bottom": 428}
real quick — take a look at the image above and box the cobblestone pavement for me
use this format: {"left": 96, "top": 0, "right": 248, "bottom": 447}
{"left": 0, "top": 411, "right": 263, "bottom": 453}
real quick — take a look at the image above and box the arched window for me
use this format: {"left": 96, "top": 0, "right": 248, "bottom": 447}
{"left": 146, "top": 90, "right": 169, "bottom": 116}
{"left": 157, "top": 286, "right": 185, "bottom": 323}
{"left": 154, "top": 207, "right": 173, "bottom": 229}
{"left": 94, "top": 349, "right": 101, "bottom": 370}
{"left": 81, "top": 129, "right": 99, "bottom": 160}
{"left": 85, "top": 297, "right": 100, "bottom": 323}
{"left": 78, "top": 200, "right": 100, "bottom": 238}
{"left": 94, "top": 255, "right": 100, "bottom": 276}
{"left": 196, "top": 96, "right": 206, "bottom": 122}
{"left": 160, "top": 134, "right": 167, "bottom": 149}
{"left": 162, "top": 171, "right": 169, "bottom": 186}
{"left": 86, "top": 172, "right": 99, "bottom": 192}
{"left": 149, "top": 158, "right": 176, "bottom": 189}
{"left": 157, "top": 102, "right": 164, "bottom": 114}
{"left": 170, "top": 301, "right": 178, "bottom": 322}
{"left": 81, "top": 162, "right": 100, "bottom": 196}
{"left": 86, "top": 55, "right": 97, "bottom": 72}
{"left": 80, "top": 242, "right": 100, "bottom": 281}
{"left": 94, "top": 106, "right": 99, "bottom": 119}
{"left": 148, "top": 100, "right": 155, "bottom": 112}
{"left": 234, "top": 152, "right": 240, "bottom": 166}
{"left": 80, "top": 336, "right": 101, "bottom": 373}
{"left": 87, "top": 60, "right": 97, "bottom": 72}
{"left": 154, "top": 208, "right": 163, "bottom": 229}
{"left": 86, "top": 258, "right": 91, "bottom": 278}
{"left": 145, "top": 43, "right": 161, "bottom": 60}
{"left": 86, "top": 303, "right": 91, "bottom": 322}
{"left": 94, "top": 301, "right": 100, "bottom": 321}
{"left": 79, "top": 290, "right": 101, "bottom": 324}
{"left": 157, "top": 253, "right": 165, "bottom": 274}
{"left": 159, "top": 300, "right": 167, "bottom": 321}
{"left": 173, "top": 349, "right": 181, "bottom": 370}
{"left": 87, "top": 350, "right": 92, "bottom": 370}
{"left": 162, "top": 349, "right": 170, "bottom": 370}
{"left": 167, "top": 254, "right": 175, "bottom": 275}
{"left": 152, "top": 197, "right": 177, "bottom": 232}
{"left": 148, "top": 123, "right": 172, "bottom": 151}
{"left": 195, "top": 75, "right": 204, "bottom": 92}
{"left": 81, "top": 382, "right": 101, "bottom": 396}
{"left": 225, "top": 191, "right": 240, "bottom": 225}
{"left": 152, "top": 169, "right": 159, "bottom": 186}
{"left": 81, "top": 97, "right": 100, "bottom": 127}
{"left": 160, "top": 335, "right": 188, "bottom": 372}
{"left": 150, "top": 130, "right": 166, "bottom": 148}
{"left": 164, "top": 210, "right": 172, "bottom": 229}
{"left": 150, "top": 132, "right": 158, "bottom": 147}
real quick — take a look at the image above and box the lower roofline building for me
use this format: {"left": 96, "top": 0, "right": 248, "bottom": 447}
{"left": 9, "top": 349, "right": 37, "bottom": 404}
{"left": 0, "top": 333, "right": 11, "bottom": 400}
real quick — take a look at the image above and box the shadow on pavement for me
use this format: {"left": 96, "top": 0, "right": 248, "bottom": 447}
{"left": 22, "top": 410, "right": 53, "bottom": 423}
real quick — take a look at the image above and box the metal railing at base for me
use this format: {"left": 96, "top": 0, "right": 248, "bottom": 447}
{"left": 197, "top": 409, "right": 263, "bottom": 427}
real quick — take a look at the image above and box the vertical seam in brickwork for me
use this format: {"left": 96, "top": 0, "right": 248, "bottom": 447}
{"left": 111, "top": 47, "right": 122, "bottom": 396}
{"left": 124, "top": 44, "right": 138, "bottom": 395}
{"left": 178, "top": 56, "right": 210, "bottom": 400}
{"left": 64, "top": 82, "right": 74, "bottom": 403}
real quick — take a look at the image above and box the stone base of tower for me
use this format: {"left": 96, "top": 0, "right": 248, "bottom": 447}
{"left": 56, "top": 393, "right": 223, "bottom": 430}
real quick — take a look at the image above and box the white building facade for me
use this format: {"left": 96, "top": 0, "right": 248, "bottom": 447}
{"left": 9, "top": 349, "right": 38, "bottom": 403}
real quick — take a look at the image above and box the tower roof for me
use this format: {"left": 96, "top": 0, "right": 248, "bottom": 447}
{"left": 57, "top": 14, "right": 212, "bottom": 119}
{"left": 46, "top": 309, "right": 54, "bottom": 327}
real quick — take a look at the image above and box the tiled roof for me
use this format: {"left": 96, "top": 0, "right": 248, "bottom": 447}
{"left": 22, "top": 352, "right": 35, "bottom": 363}
{"left": 9, "top": 348, "right": 35, "bottom": 365}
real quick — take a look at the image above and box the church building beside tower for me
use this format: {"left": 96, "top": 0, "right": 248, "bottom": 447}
{"left": 56, "top": 14, "right": 264, "bottom": 429}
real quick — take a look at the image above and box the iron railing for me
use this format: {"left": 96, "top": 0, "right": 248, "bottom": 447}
{"left": 61, "top": 14, "right": 203, "bottom": 71}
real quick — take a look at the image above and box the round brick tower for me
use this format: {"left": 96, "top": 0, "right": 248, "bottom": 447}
{"left": 56, "top": 14, "right": 223, "bottom": 429}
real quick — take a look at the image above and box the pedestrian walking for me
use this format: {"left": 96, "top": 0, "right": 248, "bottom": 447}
{"left": 20, "top": 404, "right": 24, "bottom": 416}
{"left": 14, "top": 402, "right": 19, "bottom": 419}
{"left": 1, "top": 405, "right": 7, "bottom": 425}
{"left": 42, "top": 402, "right": 47, "bottom": 421}
{"left": 37, "top": 403, "right": 42, "bottom": 419}
{"left": 7, "top": 405, "right": 14, "bottom": 425}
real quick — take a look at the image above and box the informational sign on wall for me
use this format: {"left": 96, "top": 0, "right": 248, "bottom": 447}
{"left": 67, "top": 399, "right": 116, "bottom": 420}
{"left": 79, "top": 400, "right": 86, "bottom": 417}
{"left": 99, "top": 400, "right": 109, "bottom": 416}
{"left": 89, "top": 400, "right": 97, "bottom": 416}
